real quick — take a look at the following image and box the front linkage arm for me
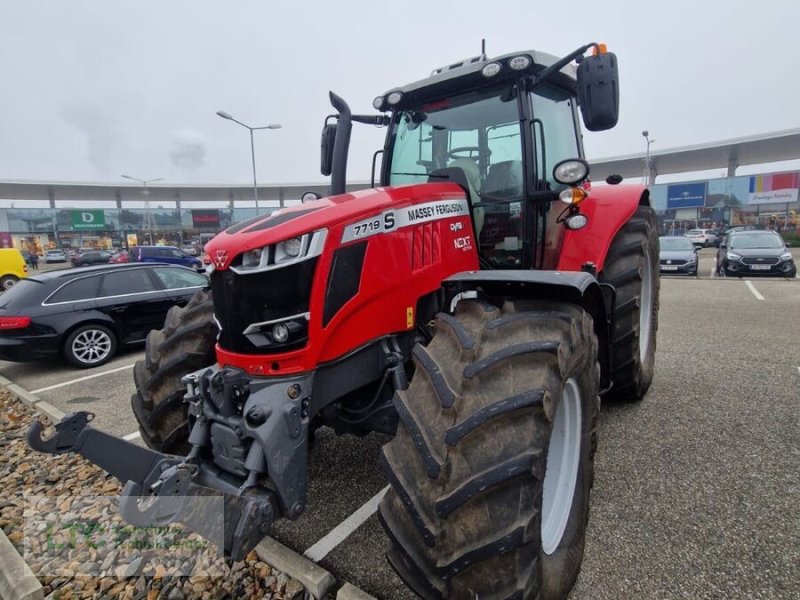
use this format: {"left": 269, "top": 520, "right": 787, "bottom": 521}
{"left": 28, "top": 407, "right": 277, "bottom": 562}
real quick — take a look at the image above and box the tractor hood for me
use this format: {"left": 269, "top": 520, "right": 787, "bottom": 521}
{"left": 205, "top": 182, "right": 468, "bottom": 271}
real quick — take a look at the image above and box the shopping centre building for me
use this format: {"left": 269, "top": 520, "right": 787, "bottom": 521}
{"left": 1, "top": 129, "right": 798, "bottom": 254}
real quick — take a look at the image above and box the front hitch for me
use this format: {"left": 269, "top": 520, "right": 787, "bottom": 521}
{"left": 27, "top": 411, "right": 277, "bottom": 562}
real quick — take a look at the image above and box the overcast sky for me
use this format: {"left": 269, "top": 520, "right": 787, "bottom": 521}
{"left": 0, "top": 0, "right": 798, "bottom": 188}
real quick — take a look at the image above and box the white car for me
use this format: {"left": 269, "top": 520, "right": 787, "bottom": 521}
{"left": 686, "top": 228, "right": 717, "bottom": 247}
{"left": 44, "top": 249, "right": 67, "bottom": 263}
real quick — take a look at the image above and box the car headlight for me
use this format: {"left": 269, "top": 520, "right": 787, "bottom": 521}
{"left": 687, "top": 254, "right": 698, "bottom": 263}
{"left": 727, "top": 253, "right": 741, "bottom": 261}
{"left": 779, "top": 252, "right": 792, "bottom": 261}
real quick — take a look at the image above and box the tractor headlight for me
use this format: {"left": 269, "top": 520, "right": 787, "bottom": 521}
{"left": 553, "top": 159, "right": 590, "bottom": 185}
{"left": 232, "top": 230, "right": 328, "bottom": 274}
{"left": 508, "top": 55, "right": 532, "bottom": 70}
{"left": 481, "top": 62, "right": 502, "bottom": 77}
{"left": 386, "top": 91, "right": 403, "bottom": 105}
{"left": 271, "top": 323, "right": 290, "bottom": 343}
{"left": 373, "top": 96, "right": 384, "bottom": 110}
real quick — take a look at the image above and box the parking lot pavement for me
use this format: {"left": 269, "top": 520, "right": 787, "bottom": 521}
{"left": 2, "top": 276, "right": 799, "bottom": 598}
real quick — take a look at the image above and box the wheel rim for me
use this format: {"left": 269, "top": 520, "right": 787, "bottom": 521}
{"left": 639, "top": 245, "right": 653, "bottom": 364}
{"left": 2, "top": 279, "right": 15, "bottom": 290}
{"left": 72, "top": 329, "right": 112, "bottom": 364}
{"left": 541, "top": 377, "right": 582, "bottom": 555}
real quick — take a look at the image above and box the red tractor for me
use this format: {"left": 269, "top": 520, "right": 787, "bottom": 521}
{"left": 31, "top": 42, "right": 659, "bottom": 599}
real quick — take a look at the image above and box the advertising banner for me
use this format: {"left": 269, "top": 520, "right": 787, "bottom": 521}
{"left": 748, "top": 172, "right": 799, "bottom": 205}
{"left": 192, "top": 210, "right": 220, "bottom": 228}
{"left": 666, "top": 182, "right": 707, "bottom": 209}
{"left": 71, "top": 210, "right": 106, "bottom": 230}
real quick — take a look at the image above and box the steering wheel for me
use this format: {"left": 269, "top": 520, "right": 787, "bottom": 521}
{"left": 448, "top": 146, "right": 481, "bottom": 160}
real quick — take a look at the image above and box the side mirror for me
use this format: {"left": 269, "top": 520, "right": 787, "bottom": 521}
{"left": 320, "top": 123, "right": 337, "bottom": 176}
{"left": 576, "top": 52, "right": 619, "bottom": 131}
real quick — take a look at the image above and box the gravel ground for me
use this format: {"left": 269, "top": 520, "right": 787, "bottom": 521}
{"left": 0, "top": 391, "right": 308, "bottom": 600}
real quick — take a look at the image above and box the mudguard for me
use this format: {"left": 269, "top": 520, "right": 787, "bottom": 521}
{"left": 557, "top": 183, "right": 649, "bottom": 272}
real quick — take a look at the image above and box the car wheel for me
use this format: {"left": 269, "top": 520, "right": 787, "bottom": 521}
{"left": 0, "top": 275, "right": 19, "bottom": 290}
{"left": 63, "top": 324, "right": 117, "bottom": 368}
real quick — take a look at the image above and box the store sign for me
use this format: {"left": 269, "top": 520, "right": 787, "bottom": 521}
{"left": 71, "top": 210, "right": 106, "bottom": 230}
{"left": 748, "top": 172, "right": 799, "bottom": 205}
{"left": 192, "top": 210, "right": 220, "bottom": 228}
{"left": 666, "top": 183, "right": 706, "bottom": 209}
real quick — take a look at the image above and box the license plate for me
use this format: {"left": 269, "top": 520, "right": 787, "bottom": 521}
{"left": 750, "top": 264, "right": 771, "bottom": 270}
{"left": 661, "top": 265, "right": 679, "bottom": 271}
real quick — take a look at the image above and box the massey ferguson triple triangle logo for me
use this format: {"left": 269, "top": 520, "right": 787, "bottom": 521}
{"left": 213, "top": 250, "right": 227, "bottom": 268}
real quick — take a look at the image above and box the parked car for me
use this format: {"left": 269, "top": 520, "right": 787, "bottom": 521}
{"left": 0, "top": 263, "right": 209, "bottom": 367}
{"left": 716, "top": 230, "right": 796, "bottom": 278}
{"left": 44, "top": 249, "right": 68, "bottom": 263}
{"left": 685, "top": 228, "right": 717, "bottom": 248}
{"left": 109, "top": 251, "right": 130, "bottom": 264}
{"left": 72, "top": 250, "right": 113, "bottom": 267}
{"left": 0, "top": 249, "right": 28, "bottom": 290}
{"left": 129, "top": 246, "right": 203, "bottom": 270}
{"left": 659, "top": 236, "right": 698, "bottom": 276}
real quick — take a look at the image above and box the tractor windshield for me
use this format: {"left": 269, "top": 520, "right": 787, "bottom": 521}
{"left": 385, "top": 82, "right": 581, "bottom": 269}
{"left": 387, "top": 84, "right": 524, "bottom": 199}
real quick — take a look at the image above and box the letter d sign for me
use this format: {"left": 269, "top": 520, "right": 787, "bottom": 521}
{"left": 81, "top": 212, "right": 95, "bottom": 224}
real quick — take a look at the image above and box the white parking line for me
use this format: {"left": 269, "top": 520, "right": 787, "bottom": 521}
{"left": 709, "top": 264, "right": 717, "bottom": 278}
{"left": 30, "top": 363, "right": 135, "bottom": 394}
{"left": 303, "top": 485, "right": 389, "bottom": 562}
{"left": 745, "top": 280, "right": 765, "bottom": 301}
{"left": 122, "top": 431, "right": 141, "bottom": 441}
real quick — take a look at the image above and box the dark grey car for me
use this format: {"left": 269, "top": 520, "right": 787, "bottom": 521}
{"left": 716, "top": 230, "right": 796, "bottom": 278}
{"left": 659, "top": 236, "right": 698, "bottom": 276}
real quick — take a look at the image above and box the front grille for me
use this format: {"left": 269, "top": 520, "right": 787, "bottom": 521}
{"left": 660, "top": 259, "right": 687, "bottom": 266}
{"left": 742, "top": 257, "right": 779, "bottom": 265}
{"left": 211, "top": 258, "right": 318, "bottom": 354}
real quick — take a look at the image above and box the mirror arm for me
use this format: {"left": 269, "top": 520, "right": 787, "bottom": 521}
{"left": 533, "top": 43, "right": 598, "bottom": 85}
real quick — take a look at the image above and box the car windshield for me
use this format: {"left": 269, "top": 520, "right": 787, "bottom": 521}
{"left": 729, "top": 233, "right": 784, "bottom": 250}
{"left": 660, "top": 237, "right": 694, "bottom": 251}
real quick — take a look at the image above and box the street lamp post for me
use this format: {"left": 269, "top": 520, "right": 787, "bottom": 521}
{"left": 216, "top": 111, "right": 281, "bottom": 214}
{"left": 642, "top": 130, "right": 655, "bottom": 186}
{"left": 121, "top": 174, "right": 164, "bottom": 246}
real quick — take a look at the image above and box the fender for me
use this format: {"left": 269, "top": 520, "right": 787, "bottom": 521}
{"left": 443, "top": 270, "right": 612, "bottom": 391}
{"left": 557, "top": 183, "right": 649, "bottom": 273}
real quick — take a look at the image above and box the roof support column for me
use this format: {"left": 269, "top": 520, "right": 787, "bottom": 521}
{"left": 727, "top": 156, "right": 739, "bottom": 178}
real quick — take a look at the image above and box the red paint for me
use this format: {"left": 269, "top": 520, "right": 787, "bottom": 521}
{"left": 209, "top": 183, "right": 479, "bottom": 375}
{"left": 557, "top": 184, "right": 647, "bottom": 272}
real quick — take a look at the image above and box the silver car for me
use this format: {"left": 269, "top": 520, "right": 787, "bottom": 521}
{"left": 44, "top": 249, "right": 67, "bottom": 263}
{"left": 686, "top": 228, "right": 717, "bottom": 247}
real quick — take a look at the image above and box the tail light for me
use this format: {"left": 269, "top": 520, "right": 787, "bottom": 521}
{"left": 0, "top": 316, "right": 32, "bottom": 330}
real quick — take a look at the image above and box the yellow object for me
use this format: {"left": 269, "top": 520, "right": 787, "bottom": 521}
{"left": 406, "top": 307, "right": 414, "bottom": 329}
{"left": 593, "top": 43, "right": 608, "bottom": 56}
{"left": 0, "top": 249, "right": 28, "bottom": 290}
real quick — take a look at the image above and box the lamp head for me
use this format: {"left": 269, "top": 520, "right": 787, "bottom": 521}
{"left": 216, "top": 111, "right": 234, "bottom": 120}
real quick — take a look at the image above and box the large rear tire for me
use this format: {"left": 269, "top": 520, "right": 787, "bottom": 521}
{"left": 130, "top": 289, "right": 217, "bottom": 454}
{"left": 379, "top": 299, "right": 600, "bottom": 599}
{"left": 599, "top": 205, "right": 660, "bottom": 402}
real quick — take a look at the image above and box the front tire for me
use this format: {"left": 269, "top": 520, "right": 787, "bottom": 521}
{"left": 131, "top": 290, "right": 216, "bottom": 454}
{"left": 599, "top": 205, "right": 660, "bottom": 402}
{"left": 379, "top": 299, "right": 600, "bottom": 599}
{"left": 63, "top": 324, "right": 117, "bottom": 368}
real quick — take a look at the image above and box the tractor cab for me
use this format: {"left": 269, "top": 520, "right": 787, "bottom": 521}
{"left": 324, "top": 43, "right": 619, "bottom": 270}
